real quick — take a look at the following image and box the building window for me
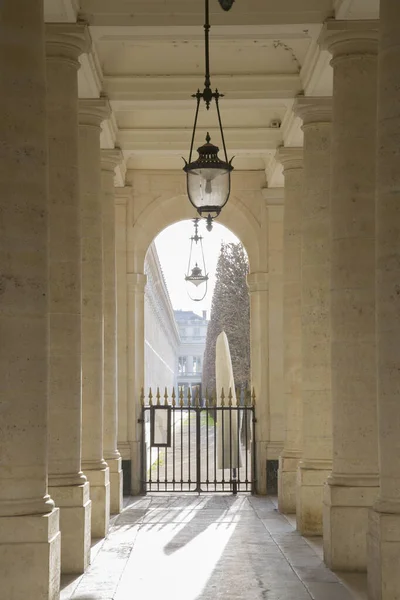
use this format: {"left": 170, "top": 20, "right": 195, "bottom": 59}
{"left": 178, "top": 356, "right": 187, "bottom": 374}
{"left": 194, "top": 327, "right": 200, "bottom": 336}
{"left": 193, "top": 356, "right": 201, "bottom": 373}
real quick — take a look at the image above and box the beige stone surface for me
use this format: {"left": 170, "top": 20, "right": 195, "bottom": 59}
{"left": 276, "top": 147, "right": 304, "bottom": 514}
{"left": 46, "top": 23, "right": 92, "bottom": 574}
{"left": 0, "top": 0, "right": 61, "bottom": 595}
{"left": 294, "top": 97, "right": 333, "bottom": 535}
{"left": 321, "top": 20, "right": 380, "bottom": 571}
{"left": 101, "top": 149, "right": 124, "bottom": 515}
{"left": 79, "top": 98, "right": 111, "bottom": 538}
{"left": 127, "top": 273, "right": 147, "bottom": 495}
{"left": 368, "top": 1, "right": 400, "bottom": 597}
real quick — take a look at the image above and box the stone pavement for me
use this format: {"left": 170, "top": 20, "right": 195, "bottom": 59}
{"left": 61, "top": 495, "right": 367, "bottom": 600}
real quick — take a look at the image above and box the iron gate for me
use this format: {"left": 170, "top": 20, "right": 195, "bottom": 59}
{"left": 140, "top": 389, "right": 256, "bottom": 494}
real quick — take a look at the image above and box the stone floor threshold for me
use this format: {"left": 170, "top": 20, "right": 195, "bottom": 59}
{"left": 61, "top": 495, "right": 368, "bottom": 600}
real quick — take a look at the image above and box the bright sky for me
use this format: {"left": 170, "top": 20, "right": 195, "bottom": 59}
{"left": 154, "top": 219, "right": 240, "bottom": 317}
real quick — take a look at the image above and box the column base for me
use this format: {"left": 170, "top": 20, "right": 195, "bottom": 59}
{"left": 323, "top": 478, "right": 379, "bottom": 571}
{"left": 49, "top": 481, "right": 91, "bottom": 574}
{"left": 0, "top": 508, "right": 61, "bottom": 599}
{"left": 107, "top": 457, "right": 123, "bottom": 514}
{"left": 368, "top": 505, "right": 400, "bottom": 599}
{"left": 296, "top": 460, "right": 331, "bottom": 535}
{"left": 84, "top": 466, "right": 110, "bottom": 538}
{"left": 278, "top": 452, "right": 301, "bottom": 514}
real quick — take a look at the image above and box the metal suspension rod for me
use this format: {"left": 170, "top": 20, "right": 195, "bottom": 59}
{"left": 204, "top": 0, "right": 211, "bottom": 90}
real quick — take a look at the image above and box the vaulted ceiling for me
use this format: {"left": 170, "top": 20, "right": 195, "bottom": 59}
{"left": 44, "top": 0, "right": 380, "bottom": 186}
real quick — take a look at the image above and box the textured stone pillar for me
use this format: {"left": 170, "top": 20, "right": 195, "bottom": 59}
{"left": 46, "top": 23, "right": 92, "bottom": 575}
{"left": 368, "top": 2, "right": 400, "bottom": 597}
{"left": 0, "top": 1, "right": 61, "bottom": 597}
{"left": 276, "top": 148, "right": 304, "bottom": 514}
{"left": 247, "top": 272, "right": 269, "bottom": 495}
{"left": 79, "top": 98, "right": 111, "bottom": 538}
{"left": 294, "top": 97, "right": 333, "bottom": 535}
{"left": 115, "top": 189, "right": 131, "bottom": 473}
{"left": 101, "top": 149, "right": 124, "bottom": 514}
{"left": 127, "top": 273, "right": 147, "bottom": 495}
{"left": 321, "top": 21, "right": 380, "bottom": 571}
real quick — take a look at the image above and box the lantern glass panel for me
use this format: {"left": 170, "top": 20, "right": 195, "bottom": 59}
{"left": 187, "top": 167, "right": 230, "bottom": 215}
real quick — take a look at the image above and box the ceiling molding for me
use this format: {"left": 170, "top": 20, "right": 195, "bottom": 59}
{"left": 90, "top": 24, "right": 321, "bottom": 43}
{"left": 79, "top": 0, "right": 334, "bottom": 27}
{"left": 118, "top": 127, "right": 283, "bottom": 152}
{"left": 78, "top": 44, "right": 103, "bottom": 98}
{"left": 103, "top": 74, "right": 302, "bottom": 103}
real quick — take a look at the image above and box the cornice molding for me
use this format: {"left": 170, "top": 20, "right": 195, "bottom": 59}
{"left": 127, "top": 272, "right": 147, "bottom": 293}
{"left": 275, "top": 146, "right": 303, "bottom": 171}
{"left": 319, "top": 19, "right": 379, "bottom": 60}
{"left": 293, "top": 95, "right": 332, "bottom": 125}
{"left": 101, "top": 148, "right": 124, "bottom": 171}
{"left": 247, "top": 271, "right": 269, "bottom": 293}
{"left": 78, "top": 96, "right": 111, "bottom": 127}
{"left": 46, "top": 22, "right": 91, "bottom": 64}
{"left": 262, "top": 187, "right": 284, "bottom": 205}
{"left": 115, "top": 187, "right": 132, "bottom": 207}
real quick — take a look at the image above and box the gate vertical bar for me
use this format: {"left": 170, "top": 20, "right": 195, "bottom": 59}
{"left": 196, "top": 393, "right": 201, "bottom": 493}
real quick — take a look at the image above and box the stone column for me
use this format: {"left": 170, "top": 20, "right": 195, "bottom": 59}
{"left": 115, "top": 189, "right": 131, "bottom": 475}
{"left": 368, "top": 2, "right": 400, "bottom": 597}
{"left": 247, "top": 271, "right": 269, "bottom": 495}
{"left": 294, "top": 97, "right": 333, "bottom": 535}
{"left": 276, "top": 148, "right": 304, "bottom": 514}
{"left": 46, "top": 23, "right": 92, "bottom": 575}
{"left": 101, "top": 149, "right": 124, "bottom": 514}
{"left": 321, "top": 21, "right": 380, "bottom": 571}
{"left": 79, "top": 98, "right": 111, "bottom": 538}
{"left": 127, "top": 273, "right": 147, "bottom": 495}
{"left": 0, "top": 1, "right": 61, "bottom": 597}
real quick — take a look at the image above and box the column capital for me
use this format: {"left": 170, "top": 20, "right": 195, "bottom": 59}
{"left": 78, "top": 97, "right": 111, "bottom": 128}
{"left": 275, "top": 146, "right": 303, "bottom": 172}
{"left": 127, "top": 272, "right": 147, "bottom": 294}
{"left": 319, "top": 19, "right": 379, "bottom": 61}
{"left": 45, "top": 23, "right": 91, "bottom": 65}
{"left": 247, "top": 271, "right": 268, "bottom": 293}
{"left": 101, "top": 148, "right": 124, "bottom": 172}
{"left": 294, "top": 96, "right": 332, "bottom": 126}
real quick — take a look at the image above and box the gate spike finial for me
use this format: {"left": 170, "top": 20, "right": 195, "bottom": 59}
{"left": 252, "top": 387, "right": 256, "bottom": 406}
{"left": 156, "top": 387, "right": 161, "bottom": 406}
{"left": 195, "top": 387, "right": 200, "bottom": 408}
{"left": 221, "top": 388, "right": 225, "bottom": 407}
{"left": 149, "top": 387, "right": 153, "bottom": 406}
{"left": 179, "top": 388, "right": 184, "bottom": 407}
{"left": 205, "top": 387, "right": 209, "bottom": 408}
{"left": 140, "top": 387, "right": 145, "bottom": 406}
{"left": 187, "top": 387, "right": 192, "bottom": 407}
{"left": 172, "top": 388, "right": 176, "bottom": 407}
{"left": 164, "top": 387, "right": 169, "bottom": 406}
{"left": 228, "top": 387, "right": 233, "bottom": 407}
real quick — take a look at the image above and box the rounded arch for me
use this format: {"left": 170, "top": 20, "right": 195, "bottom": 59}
{"left": 129, "top": 192, "right": 263, "bottom": 274}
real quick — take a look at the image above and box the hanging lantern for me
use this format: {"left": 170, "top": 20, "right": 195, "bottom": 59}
{"left": 183, "top": 0, "right": 234, "bottom": 232}
{"left": 185, "top": 219, "right": 209, "bottom": 301}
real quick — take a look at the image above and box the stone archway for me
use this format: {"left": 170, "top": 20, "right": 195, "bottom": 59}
{"left": 116, "top": 170, "right": 284, "bottom": 495}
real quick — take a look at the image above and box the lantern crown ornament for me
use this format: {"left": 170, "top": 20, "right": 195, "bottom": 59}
{"left": 183, "top": 0, "right": 235, "bottom": 232}
{"left": 185, "top": 219, "right": 209, "bottom": 301}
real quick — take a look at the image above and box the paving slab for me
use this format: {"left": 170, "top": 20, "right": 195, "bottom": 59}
{"left": 61, "top": 494, "right": 367, "bottom": 600}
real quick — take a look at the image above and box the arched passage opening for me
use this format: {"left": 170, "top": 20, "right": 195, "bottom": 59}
{"left": 115, "top": 171, "right": 284, "bottom": 496}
